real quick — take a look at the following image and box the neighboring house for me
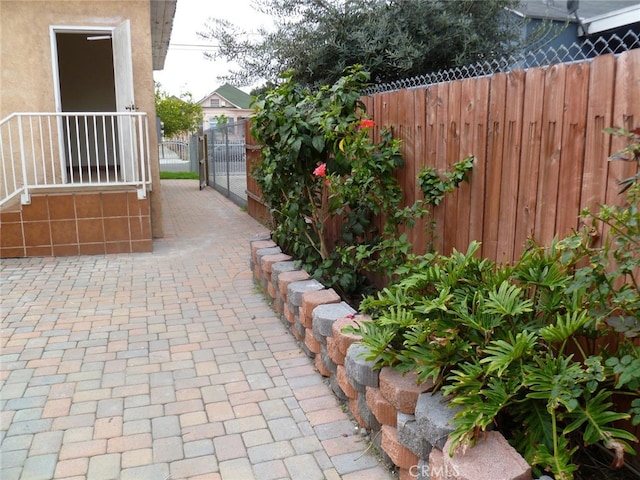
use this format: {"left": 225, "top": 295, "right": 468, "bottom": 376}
{"left": 511, "top": 0, "right": 640, "bottom": 53}
{"left": 0, "top": 0, "right": 176, "bottom": 257}
{"left": 199, "top": 84, "right": 253, "bottom": 130}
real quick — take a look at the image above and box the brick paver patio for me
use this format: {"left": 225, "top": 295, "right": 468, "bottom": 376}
{"left": 0, "top": 180, "right": 395, "bottom": 480}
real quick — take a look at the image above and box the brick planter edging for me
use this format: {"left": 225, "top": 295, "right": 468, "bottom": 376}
{"left": 250, "top": 239, "right": 533, "bottom": 480}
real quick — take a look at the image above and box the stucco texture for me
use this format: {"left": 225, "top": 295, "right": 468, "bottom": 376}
{"left": 0, "top": 0, "right": 164, "bottom": 237}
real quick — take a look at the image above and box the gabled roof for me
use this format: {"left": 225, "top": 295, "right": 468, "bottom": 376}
{"left": 200, "top": 84, "right": 253, "bottom": 110}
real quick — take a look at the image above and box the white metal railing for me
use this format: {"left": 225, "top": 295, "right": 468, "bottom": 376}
{"left": 0, "top": 112, "right": 152, "bottom": 207}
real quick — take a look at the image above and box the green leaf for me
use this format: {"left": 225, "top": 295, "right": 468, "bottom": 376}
{"left": 485, "top": 281, "right": 533, "bottom": 317}
{"left": 480, "top": 331, "right": 537, "bottom": 376}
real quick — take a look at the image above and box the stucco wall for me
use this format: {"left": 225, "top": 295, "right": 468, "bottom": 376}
{"left": 0, "top": 0, "right": 164, "bottom": 238}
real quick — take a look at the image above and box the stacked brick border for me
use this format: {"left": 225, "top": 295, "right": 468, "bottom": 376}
{"left": 251, "top": 238, "right": 533, "bottom": 480}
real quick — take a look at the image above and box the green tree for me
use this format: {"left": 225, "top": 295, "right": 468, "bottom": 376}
{"left": 200, "top": 0, "right": 527, "bottom": 88}
{"left": 154, "top": 85, "right": 203, "bottom": 138}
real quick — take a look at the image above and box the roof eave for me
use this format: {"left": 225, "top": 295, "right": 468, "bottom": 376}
{"left": 150, "top": 0, "right": 177, "bottom": 71}
{"left": 581, "top": 4, "right": 640, "bottom": 35}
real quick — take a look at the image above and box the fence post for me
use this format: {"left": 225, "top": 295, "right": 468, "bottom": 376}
{"left": 225, "top": 125, "right": 230, "bottom": 196}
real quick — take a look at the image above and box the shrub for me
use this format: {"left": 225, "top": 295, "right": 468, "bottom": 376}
{"left": 251, "top": 67, "right": 471, "bottom": 301}
{"left": 349, "top": 129, "right": 640, "bottom": 478}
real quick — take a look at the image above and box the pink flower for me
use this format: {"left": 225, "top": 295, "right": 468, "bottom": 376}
{"left": 313, "top": 163, "right": 327, "bottom": 177}
{"left": 360, "top": 119, "right": 375, "bottom": 129}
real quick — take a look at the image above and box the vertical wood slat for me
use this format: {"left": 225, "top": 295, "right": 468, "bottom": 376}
{"left": 434, "top": 83, "right": 450, "bottom": 255}
{"left": 534, "top": 64, "right": 566, "bottom": 246}
{"left": 424, "top": 84, "right": 440, "bottom": 253}
{"left": 443, "top": 80, "right": 462, "bottom": 255}
{"left": 412, "top": 88, "right": 428, "bottom": 255}
{"left": 468, "top": 77, "right": 490, "bottom": 250}
{"left": 580, "top": 54, "right": 616, "bottom": 243}
{"left": 482, "top": 73, "right": 507, "bottom": 261}
{"left": 555, "top": 61, "right": 589, "bottom": 238}
{"left": 455, "top": 78, "right": 476, "bottom": 252}
{"left": 399, "top": 88, "right": 416, "bottom": 242}
{"left": 608, "top": 48, "right": 640, "bottom": 208}
{"left": 497, "top": 70, "right": 526, "bottom": 263}
{"left": 514, "top": 68, "right": 545, "bottom": 259}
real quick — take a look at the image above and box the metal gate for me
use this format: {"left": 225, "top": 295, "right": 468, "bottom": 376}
{"left": 205, "top": 120, "right": 247, "bottom": 206}
{"left": 158, "top": 139, "right": 192, "bottom": 172}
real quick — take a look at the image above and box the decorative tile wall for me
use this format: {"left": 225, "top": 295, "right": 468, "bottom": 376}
{"left": 0, "top": 190, "right": 152, "bottom": 258}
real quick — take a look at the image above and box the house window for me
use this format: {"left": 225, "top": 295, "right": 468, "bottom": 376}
{"left": 209, "top": 117, "right": 217, "bottom": 128}
{"left": 210, "top": 98, "right": 220, "bottom": 107}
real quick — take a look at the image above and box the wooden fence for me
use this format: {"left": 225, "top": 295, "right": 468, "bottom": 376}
{"left": 362, "top": 48, "right": 639, "bottom": 263}
{"left": 246, "top": 49, "right": 639, "bottom": 264}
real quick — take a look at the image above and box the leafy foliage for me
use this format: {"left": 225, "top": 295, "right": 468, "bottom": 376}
{"left": 199, "top": 0, "right": 529, "bottom": 88}
{"left": 352, "top": 129, "right": 640, "bottom": 478}
{"left": 251, "top": 67, "right": 470, "bottom": 300}
{"left": 154, "top": 85, "right": 204, "bottom": 138}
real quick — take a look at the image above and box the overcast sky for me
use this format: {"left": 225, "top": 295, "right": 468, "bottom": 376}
{"left": 153, "top": 0, "right": 272, "bottom": 101}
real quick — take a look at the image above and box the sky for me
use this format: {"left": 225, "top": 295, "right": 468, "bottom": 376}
{"left": 152, "top": 0, "right": 272, "bottom": 101}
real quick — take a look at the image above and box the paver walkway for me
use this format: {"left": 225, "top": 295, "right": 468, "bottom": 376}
{"left": 0, "top": 180, "right": 396, "bottom": 480}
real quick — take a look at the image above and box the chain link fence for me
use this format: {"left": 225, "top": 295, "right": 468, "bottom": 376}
{"left": 364, "top": 29, "right": 640, "bottom": 95}
{"left": 205, "top": 120, "right": 248, "bottom": 207}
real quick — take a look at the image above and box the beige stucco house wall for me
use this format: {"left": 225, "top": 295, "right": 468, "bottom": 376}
{"left": 0, "top": 0, "right": 170, "bottom": 239}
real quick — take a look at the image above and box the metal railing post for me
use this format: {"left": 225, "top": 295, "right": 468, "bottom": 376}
{"left": 17, "top": 115, "right": 31, "bottom": 204}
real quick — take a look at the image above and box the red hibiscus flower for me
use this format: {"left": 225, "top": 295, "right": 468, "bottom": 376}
{"left": 313, "top": 163, "right": 327, "bottom": 177}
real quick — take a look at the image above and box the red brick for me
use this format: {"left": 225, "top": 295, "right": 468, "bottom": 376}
{"left": 327, "top": 336, "right": 345, "bottom": 365}
{"left": 442, "top": 431, "right": 531, "bottom": 480}
{"left": 261, "top": 253, "right": 292, "bottom": 275}
{"left": 284, "top": 304, "right": 295, "bottom": 324}
{"left": 366, "top": 386, "right": 397, "bottom": 427}
{"left": 379, "top": 367, "right": 434, "bottom": 415}
{"left": 278, "top": 270, "right": 310, "bottom": 298}
{"left": 291, "top": 324, "right": 303, "bottom": 340}
{"left": 300, "top": 288, "right": 341, "bottom": 328}
{"left": 336, "top": 365, "right": 358, "bottom": 399}
{"left": 250, "top": 240, "right": 277, "bottom": 266}
{"left": 429, "top": 448, "right": 449, "bottom": 480}
{"left": 267, "top": 281, "right": 276, "bottom": 299}
{"left": 381, "top": 424, "right": 420, "bottom": 470}
{"left": 399, "top": 468, "right": 415, "bottom": 480}
{"left": 349, "top": 397, "right": 367, "bottom": 428}
{"left": 304, "top": 328, "right": 321, "bottom": 354}
{"left": 314, "top": 353, "right": 331, "bottom": 377}
{"left": 332, "top": 315, "right": 367, "bottom": 357}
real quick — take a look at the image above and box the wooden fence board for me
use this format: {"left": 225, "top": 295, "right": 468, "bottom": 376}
{"left": 607, "top": 48, "right": 640, "bottom": 207}
{"left": 424, "top": 84, "right": 443, "bottom": 253}
{"left": 434, "top": 83, "right": 451, "bottom": 254}
{"left": 443, "top": 80, "right": 462, "bottom": 255}
{"left": 580, "top": 54, "right": 616, "bottom": 243}
{"left": 497, "top": 69, "right": 526, "bottom": 263}
{"left": 555, "top": 61, "right": 589, "bottom": 238}
{"left": 399, "top": 88, "right": 417, "bottom": 241}
{"left": 468, "top": 77, "right": 490, "bottom": 251}
{"left": 455, "top": 78, "right": 476, "bottom": 251}
{"left": 514, "top": 68, "right": 545, "bottom": 259}
{"left": 412, "top": 88, "right": 428, "bottom": 254}
{"left": 534, "top": 63, "right": 566, "bottom": 247}
{"left": 482, "top": 73, "right": 508, "bottom": 260}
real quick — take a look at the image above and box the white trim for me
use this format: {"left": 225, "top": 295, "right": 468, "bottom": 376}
{"left": 49, "top": 25, "right": 116, "bottom": 114}
{"left": 582, "top": 5, "right": 640, "bottom": 35}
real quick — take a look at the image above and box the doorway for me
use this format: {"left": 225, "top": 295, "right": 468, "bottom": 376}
{"left": 52, "top": 22, "right": 136, "bottom": 182}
